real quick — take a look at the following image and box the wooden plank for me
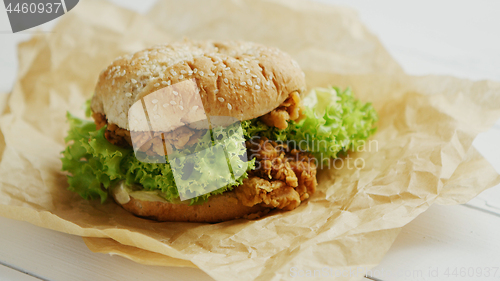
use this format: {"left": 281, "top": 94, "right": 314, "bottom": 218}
{"left": 370, "top": 204, "right": 500, "bottom": 281}
{"left": 473, "top": 128, "right": 500, "bottom": 176}
{"left": 322, "top": 0, "right": 500, "bottom": 81}
{"left": 0, "top": 216, "right": 214, "bottom": 281}
{"left": 0, "top": 264, "right": 43, "bottom": 281}
{"left": 471, "top": 127, "right": 500, "bottom": 215}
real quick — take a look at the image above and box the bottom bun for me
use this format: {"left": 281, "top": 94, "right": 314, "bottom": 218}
{"left": 119, "top": 192, "right": 270, "bottom": 223}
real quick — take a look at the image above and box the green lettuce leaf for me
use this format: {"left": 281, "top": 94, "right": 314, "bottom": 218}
{"left": 242, "top": 87, "right": 378, "bottom": 162}
{"left": 61, "top": 112, "right": 253, "bottom": 204}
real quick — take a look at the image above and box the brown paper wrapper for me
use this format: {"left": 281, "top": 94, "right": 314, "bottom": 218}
{"left": 1, "top": 0, "right": 500, "bottom": 280}
{"left": 83, "top": 237, "right": 196, "bottom": 268}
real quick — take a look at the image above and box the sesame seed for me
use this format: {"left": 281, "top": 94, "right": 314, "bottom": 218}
{"left": 180, "top": 70, "right": 187, "bottom": 74}
{"left": 163, "top": 103, "right": 168, "bottom": 108}
{"left": 247, "top": 80, "right": 252, "bottom": 86}
{"left": 152, "top": 99, "right": 158, "bottom": 104}
{"left": 179, "top": 105, "right": 184, "bottom": 110}
{"left": 167, "top": 80, "right": 171, "bottom": 85}
{"left": 199, "top": 71, "right": 204, "bottom": 76}
{"left": 266, "top": 81, "right": 271, "bottom": 86}
{"left": 153, "top": 104, "right": 158, "bottom": 111}
{"left": 257, "top": 78, "right": 261, "bottom": 83}
{"left": 188, "top": 70, "right": 193, "bottom": 75}
{"left": 218, "top": 72, "right": 222, "bottom": 76}
{"left": 214, "top": 89, "right": 219, "bottom": 94}
{"left": 193, "top": 68, "right": 198, "bottom": 73}
{"left": 154, "top": 83, "right": 160, "bottom": 87}
{"left": 159, "top": 73, "right": 165, "bottom": 79}
{"left": 225, "top": 67, "right": 231, "bottom": 71}
{"left": 173, "top": 91, "right": 178, "bottom": 95}
{"left": 227, "top": 103, "right": 232, "bottom": 110}
{"left": 245, "top": 69, "right": 250, "bottom": 74}
{"left": 179, "top": 75, "right": 184, "bottom": 79}
{"left": 214, "top": 61, "right": 219, "bottom": 64}
{"left": 170, "top": 69, "right": 177, "bottom": 75}
{"left": 208, "top": 73, "right": 215, "bottom": 76}
{"left": 223, "top": 78, "right": 229, "bottom": 84}
{"left": 161, "top": 81, "right": 168, "bottom": 85}
{"left": 131, "top": 79, "right": 137, "bottom": 84}
{"left": 252, "top": 74, "right": 258, "bottom": 78}
{"left": 255, "top": 85, "right": 261, "bottom": 89}
{"left": 125, "top": 92, "right": 132, "bottom": 97}
{"left": 240, "top": 82, "right": 246, "bottom": 86}
{"left": 218, "top": 97, "right": 225, "bottom": 102}
{"left": 170, "top": 101, "right": 177, "bottom": 105}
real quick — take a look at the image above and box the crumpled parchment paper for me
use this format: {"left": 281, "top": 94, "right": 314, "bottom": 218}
{"left": 1, "top": 0, "right": 499, "bottom": 280}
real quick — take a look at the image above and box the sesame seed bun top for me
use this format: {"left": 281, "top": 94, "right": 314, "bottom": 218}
{"left": 90, "top": 39, "right": 306, "bottom": 132}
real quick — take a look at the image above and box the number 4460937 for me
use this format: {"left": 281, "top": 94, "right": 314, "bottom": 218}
{"left": 5, "top": 2, "right": 62, "bottom": 14}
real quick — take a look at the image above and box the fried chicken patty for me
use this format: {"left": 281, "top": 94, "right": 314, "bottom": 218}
{"left": 260, "top": 91, "right": 303, "bottom": 129}
{"left": 238, "top": 138, "right": 317, "bottom": 210}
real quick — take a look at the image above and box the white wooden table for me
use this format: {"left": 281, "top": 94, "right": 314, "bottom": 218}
{"left": 1, "top": 1, "right": 499, "bottom": 280}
